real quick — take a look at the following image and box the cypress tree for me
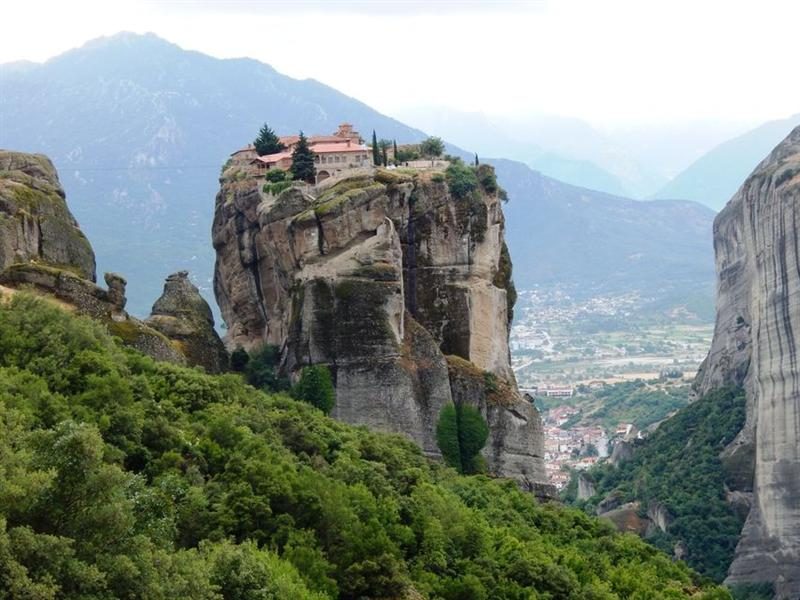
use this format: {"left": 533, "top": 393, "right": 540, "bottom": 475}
{"left": 475, "top": 153, "right": 479, "bottom": 166}
{"left": 382, "top": 145, "right": 388, "bottom": 167}
{"left": 290, "top": 131, "right": 316, "bottom": 183}
{"left": 393, "top": 139, "right": 398, "bottom": 164}
{"left": 372, "top": 130, "right": 380, "bottom": 165}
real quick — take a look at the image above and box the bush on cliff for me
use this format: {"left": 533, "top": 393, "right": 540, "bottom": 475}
{"left": 244, "top": 343, "right": 289, "bottom": 391}
{"left": 436, "top": 403, "right": 490, "bottom": 474}
{"left": 445, "top": 162, "right": 479, "bottom": 200}
{"left": 0, "top": 292, "right": 733, "bottom": 599}
{"left": 292, "top": 365, "right": 335, "bottom": 415}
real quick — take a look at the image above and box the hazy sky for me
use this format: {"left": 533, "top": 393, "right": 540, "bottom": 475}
{"left": 2, "top": 0, "right": 798, "bottom": 127}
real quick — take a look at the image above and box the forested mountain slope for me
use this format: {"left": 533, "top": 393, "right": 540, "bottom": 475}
{"left": 0, "top": 293, "right": 731, "bottom": 599}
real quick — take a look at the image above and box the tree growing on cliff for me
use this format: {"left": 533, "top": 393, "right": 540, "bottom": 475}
{"left": 379, "top": 139, "right": 392, "bottom": 167}
{"left": 420, "top": 136, "right": 445, "bottom": 165}
{"left": 290, "top": 132, "right": 316, "bottom": 183}
{"left": 253, "top": 123, "right": 285, "bottom": 156}
{"left": 436, "top": 403, "right": 489, "bottom": 474}
{"left": 292, "top": 365, "right": 335, "bottom": 414}
{"left": 371, "top": 130, "right": 380, "bottom": 165}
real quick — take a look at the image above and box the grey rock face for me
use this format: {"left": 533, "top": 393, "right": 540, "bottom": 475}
{"left": 145, "top": 271, "right": 228, "bottom": 373}
{"left": 696, "top": 126, "right": 800, "bottom": 597}
{"left": 213, "top": 168, "right": 546, "bottom": 487}
{"left": 0, "top": 151, "right": 96, "bottom": 280}
{"left": 0, "top": 151, "right": 185, "bottom": 366}
{"left": 609, "top": 440, "right": 633, "bottom": 467}
{"left": 577, "top": 473, "right": 596, "bottom": 500}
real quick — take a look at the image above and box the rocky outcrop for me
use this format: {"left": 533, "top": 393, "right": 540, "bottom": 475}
{"left": 577, "top": 473, "right": 596, "bottom": 500}
{"left": 0, "top": 151, "right": 95, "bottom": 280}
{"left": 145, "top": 271, "right": 228, "bottom": 373}
{"left": 609, "top": 440, "right": 633, "bottom": 467}
{"left": 213, "top": 166, "right": 546, "bottom": 488}
{"left": 0, "top": 151, "right": 186, "bottom": 366}
{"left": 695, "top": 126, "right": 800, "bottom": 597}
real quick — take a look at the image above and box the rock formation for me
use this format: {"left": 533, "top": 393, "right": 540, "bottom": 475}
{"left": 0, "top": 151, "right": 95, "bottom": 279}
{"left": 145, "top": 271, "right": 228, "bottom": 373}
{"left": 213, "top": 165, "right": 548, "bottom": 491}
{"left": 694, "top": 126, "right": 800, "bottom": 597}
{"left": 0, "top": 150, "right": 213, "bottom": 368}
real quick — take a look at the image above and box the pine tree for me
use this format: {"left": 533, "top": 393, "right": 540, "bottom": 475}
{"left": 290, "top": 131, "right": 316, "bottom": 183}
{"left": 372, "top": 130, "right": 380, "bottom": 165}
{"left": 253, "top": 123, "right": 285, "bottom": 156}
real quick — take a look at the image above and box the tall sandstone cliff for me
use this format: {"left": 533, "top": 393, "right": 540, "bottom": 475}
{"left": 213, "top": 165, "right": 548, "bottom": 491}
{"left": 695, "top": 126, "right": 800, "bottom": 597}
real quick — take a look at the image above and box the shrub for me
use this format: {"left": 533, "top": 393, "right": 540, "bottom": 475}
{"left": 476, "top": 164, "right": 499, "bottom": 194}
{"left": 445, "top": 163, "right": 479, "bottom": 200}
{"left": 436, "top": 403, "right": 489, "bottom": 474}
{"left": 266, "top": 168, "right": 289, "bottom": 183}
{"left": 229, "top": 347, "right": 249, "bottom": 372}
{"left": 291, "top": 365, "right": 335, "bottom": 415}
{"left": 244, "top": 344, "right": 289, "bottom": 391}
{"left": 263, "top": 180, "right": 293, "bottom": 196}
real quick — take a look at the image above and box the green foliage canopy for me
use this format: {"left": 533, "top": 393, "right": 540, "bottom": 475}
{"left": 253, "top": 123, "right": 286, "bottom": 156}
{"left": 0, "top": 292, "right": 732, "bottom": 599}
{"left": 290, "top": 131, "right": 316, "bottom": 183}
{"left": 568, "top": 386, "right": 747, "bottom": 582}
{"left": 436, "top": 404, "right": 489, "bottom": 475}
{"left": 291, "top": 365, "right": 335, "bottom": 415}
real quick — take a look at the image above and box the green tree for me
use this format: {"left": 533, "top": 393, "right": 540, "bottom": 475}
{"left": 290, "top": 131, "right": 316, "bottom": 183}
{"left": 292, "top": 365, "right": 335, "bottom": 414}
{"left": 253, "top": 123, "right": 285, "bottom": 156}
{"left": 474, "top": 153, "right": 479, "bottom": 166}
{"left": 372, "top": 130, "right": 380, "bottom": 165}
{"left": 436, "top": 403, "right": 489, "bottom": 474}
{"left": 392, "top": 140, "right": 398, "bottom": 164}
{"left": 230, "top": 347, "right": 250, "bottom": 372}
{"left": 379, "top": 139, "right": 392, "bottom": 167}
{"left": 245, "top": 344, "right": 288, "bottom": 391}
{"left": 445, "top": 162, "right": 479, "bottom": 199}
{"left": 420, "top": 136, "right": 445, "bottom": 165}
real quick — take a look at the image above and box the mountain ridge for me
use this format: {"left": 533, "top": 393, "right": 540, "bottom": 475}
{"left": 0, "top": 31, "right": 716, "bottom": 321}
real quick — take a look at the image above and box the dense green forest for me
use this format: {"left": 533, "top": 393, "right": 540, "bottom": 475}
{"left": 566, "top": 387, "right": 747, "bottom": 584}
{"left": 0, "top": 292, "right": 732, "bottom": 599}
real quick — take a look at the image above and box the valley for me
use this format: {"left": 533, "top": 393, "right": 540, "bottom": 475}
{"left": 511, "top": 286, "right": 713, "bottom": 388}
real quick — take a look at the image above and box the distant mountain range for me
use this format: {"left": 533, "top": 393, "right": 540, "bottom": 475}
{"left": 0, "top": 32, "right": 717, "bottom": 321}
{"left": 494, "top": 159, "right": 716, "bottom": 316}
{"left": 654, "top": 113, "right": 800, "bottom": 209}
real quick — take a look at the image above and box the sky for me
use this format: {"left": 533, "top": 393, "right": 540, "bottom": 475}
{"left": 1, "top": 0, "right": 799, "bottom": 128}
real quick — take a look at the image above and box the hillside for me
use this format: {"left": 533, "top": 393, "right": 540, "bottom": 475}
{"left": 567, "top": 387, "right": 747, "bottom": 584}
{"left": 0, "top": 292, "right": 732, "bottom": 599}
{"left": 655, "top": 113, "right": 800, "bottom": 209}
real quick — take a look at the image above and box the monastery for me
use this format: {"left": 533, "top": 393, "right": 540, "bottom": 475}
{"left": 231, "top": 123, "right": 372, "bottom": 184}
